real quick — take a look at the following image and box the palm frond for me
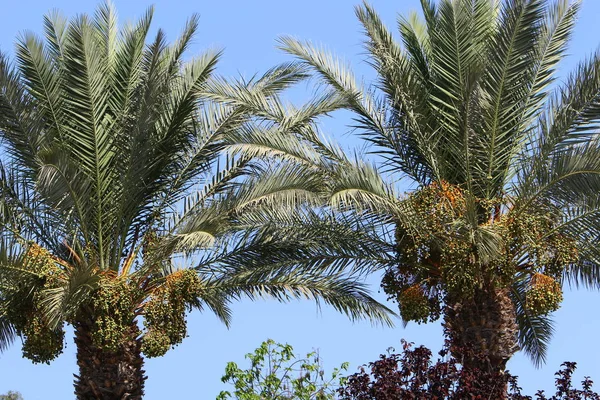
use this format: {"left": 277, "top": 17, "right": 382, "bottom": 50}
{"left": 514, "top": 137, "right": 600, "bottom": 215}
{"left": 511, "top": 274, "right": 555, "bottom": 367}
{"left": 0, "top": 236, "right": 25, "bottom": 351}
{"left": 160, "top": 201, "right": 231, "bottom": 256}
{"left": 329, "top": 158, "right": 400, "bottom": 216}
{"left": 0, "top": 52, "right": 44, "bottom": 173}
{"left": 191, "top": 281, "right": 233, "bottom": 327}
{"left": 230, "top": 163, "right": 327, "bottom": 212}
{"left": 479, "top": 0, "right": 546, "bottom": 196}
{"left": 200, "top": 211, "right": 396, "bottom": 278}
{"left": 43, "top": 10, "right": 68, "bottom": 63}
{"left": 356, "top": 2, "right": 437, "bottom": 181}
{"left": 0, "top": 311, "right": 16, "bottom": 353}
{"left": 37, "top": 264, "right": 99, "bottom": 329}
{"left": 199, "top": 265, "right": 396, "bottom": 327}
{"left": 530, "top": 50, "right": 600, "bottom": 163}
{"left": 16, "top": 30, "right": 65, "bottom": 143}
{"left": 225, "top": 124, "right": 322, "bottom": 167}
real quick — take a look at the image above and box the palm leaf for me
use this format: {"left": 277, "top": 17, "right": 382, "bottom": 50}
{"left": 511, "top": 274, "right": 555, "bottom": 366}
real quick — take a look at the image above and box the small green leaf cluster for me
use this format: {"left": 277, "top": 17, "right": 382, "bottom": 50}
{"left": 0, "top": 391, "right": 24, "bottom": 400}
{"left": 217, "top": 339, "right": 348, "bottom": 400}
{"left": 141, "top": 269, "right": 202, "bottom": 358}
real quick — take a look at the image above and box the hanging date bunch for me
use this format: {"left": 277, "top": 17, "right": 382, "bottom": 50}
{"left": 90, "top": 275, "right": 141, "bottom": 352}
{"left": 5, "top": 243, "right": 67, "bottom": 364}
{"left": 383, "top": 180, "right": 580, "bottom": 323}
{"left": 506, "top": 208, "right": 579, "bottom": 316}
{"left": 396, "top": 285, "right": 432, "bottom": 323}
{"left": 383, "top": 181, "right": 471, "bottom": 323}
{"left": 525, "top": 273, "right": 563, "bottom": 315}
{"left": 141, "top": 269, "right": 203, "bottom": 358}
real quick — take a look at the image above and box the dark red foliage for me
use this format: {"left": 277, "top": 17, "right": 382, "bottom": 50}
{"left": 338, "top": 341, "right": 599, "bottom": 400}
{"left": 527, "top": 362, "right": 600, "bottom": 400}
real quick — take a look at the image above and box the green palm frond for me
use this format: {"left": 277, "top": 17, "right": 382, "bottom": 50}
{"left": 0, "top": 236, "right": 26, "bottom": 351}
{"left": 513, "top": 0, "right": 579, "bottom": 134}
{"left": 15, "top": 31, "right": 65, "bottom": 144}
{"left": 329, "top": 158, "right": 400, "bottom": 216}
{"left": 166, "top": 154, "right": 251, "bottom": 234}
{"left": 0, "top": 53, "right": 43, "bottom": 173}
{"left": 201, "top": 211, "right": 396, "bottom": 279}
{"left": 159, "top": 201, "right": 231, "bottom": 256}
{"left": 190, "top": 281, "right": 234, "bottom": 327}
{"left": 198, "top": 262, "right": 395, "bottom": 327}
{"left": 476, "top": 0, "right": 545, "bottom": 196}
{"left": 230, "top": 163, "right": 327, "bottom": 212}
{"left": 225, "top": 124, "right": 322, "bottom": 167}
{"left": 43, "top": 10, "right": 68, "bottom": 62}
{"left": 565, "top": 245, "right": 600, "bottom": 290}
{"left": 514, "top": 138, "right": 600, "bottom": 211}
{"left": 0, "top": 160, "right": 62, "bottom": 250}
{"left": 37, "top": 265, "right": 100, "bottom": 329}
{"left": 278, "top": 36, "right": 402, "bottom": 165}
{"left": 511, "top": 274, "right": 555, "bottom": 366}
{"left": 524, "top": 51, "right": 600, "bottom": 176}
{"left": 0, "top": 311, "right": 16, "bottom": 353}
{"left": 355, "top": 3, "right": 437, "bottom": 181}
{"left": 397, "top": 10, "right": 431, "bottom": 84}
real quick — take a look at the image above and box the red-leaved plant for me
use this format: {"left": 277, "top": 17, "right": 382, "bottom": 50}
{"left": 338, "top": 340, "right": 599, "bottom": 400}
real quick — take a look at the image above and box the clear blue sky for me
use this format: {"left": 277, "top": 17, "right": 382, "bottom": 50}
{"left": 1, "top": 1, "right": 599, "bottom": 398}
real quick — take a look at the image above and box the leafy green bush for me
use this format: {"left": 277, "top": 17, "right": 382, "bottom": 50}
{"left": 0, "top": 392, "right": 23, "bottom": 400}
{"left": 217, "top": 339, "right": 348, "bottom": 400}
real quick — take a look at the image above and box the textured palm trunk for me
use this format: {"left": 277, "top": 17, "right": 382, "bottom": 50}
{"left": 445, "top": 285, "right": 519, "bottom": 398}
{"left": 73, "top": 320, "right": 146, "bottom": 400}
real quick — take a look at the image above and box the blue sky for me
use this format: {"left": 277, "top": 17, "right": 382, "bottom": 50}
{"left": 1, "top": 1, "right": 600, "bottom": 398}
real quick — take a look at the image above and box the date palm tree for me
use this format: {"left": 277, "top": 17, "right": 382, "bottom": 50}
{"left": 0, "top": 4, "right": 393, "bottom": 399}
{"left": 217, "top": 0, "right": 600, "bottom": 391}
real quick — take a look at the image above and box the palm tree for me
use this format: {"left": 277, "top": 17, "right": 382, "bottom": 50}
{"left": 0, "top": 4, "right": 393, "bottom": 399}
{"left": 218, "top": 0, "right": 600, "bottom": 388}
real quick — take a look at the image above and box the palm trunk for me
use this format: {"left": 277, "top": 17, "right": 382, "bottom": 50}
{"left": 445, "top": 286, "right": 519, "bottom": 398}
{"left": 73, "top": 320, "right": 146, "bottom": 400}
